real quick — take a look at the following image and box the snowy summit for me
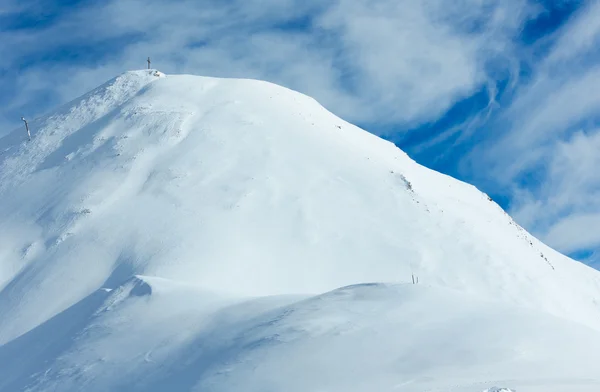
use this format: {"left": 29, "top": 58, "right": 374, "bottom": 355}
{"left": 1, "top": 70, "right": 600, "bottom": 391}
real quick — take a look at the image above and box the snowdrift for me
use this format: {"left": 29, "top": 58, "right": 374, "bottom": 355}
{"left": 2, "top": 280, "right": 599, "bottom": 392}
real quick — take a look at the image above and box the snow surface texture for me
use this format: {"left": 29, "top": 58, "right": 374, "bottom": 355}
{"left": 1, "top": 70, "right": 600, "bottom": 391}
{"left": 484, "top": 388, "right": 516, "bottom": 392}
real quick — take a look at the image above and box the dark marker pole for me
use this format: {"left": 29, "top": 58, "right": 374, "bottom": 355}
{"left": 147, "top": 57, "right": 151, "bottom": 70}
{"left": 21, "top": 117, "right": 31, "bottom": 141}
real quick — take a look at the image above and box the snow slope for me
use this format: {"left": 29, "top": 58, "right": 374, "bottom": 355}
{"left": 1, "top": 70, "right": 600, "bottom": 391}
{"left": 2, "top": 278, "right": 600, "bottom": 392}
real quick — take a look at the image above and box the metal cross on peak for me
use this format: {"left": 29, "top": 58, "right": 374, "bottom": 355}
{"left": 147, "top": 57, "right": 151, "bottom": 69}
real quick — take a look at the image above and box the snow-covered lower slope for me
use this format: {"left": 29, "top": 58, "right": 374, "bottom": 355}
{"left": 1, "top": 70, "right": 600, "bottom": 391}
{"left": 1, "top": 278, "right": 599, "bottom": 392}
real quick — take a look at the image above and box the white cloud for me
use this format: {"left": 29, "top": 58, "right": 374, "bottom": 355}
{"left": 318, "top": 1, "right": 484, "bottom": 123}
{"left": 510, "top": 129, "right": 600, "bottom": 231}
{"left": 471, "top": 1, "right": 600, "bottom": 259}
{"left": 544, "top": 212, "right": 600, "bottom": 253}
{"left": 0, "top": 0, "right": 533, "bottom": 136}
{"left": 545, "top": 1, "right": 600, "bottom": 66}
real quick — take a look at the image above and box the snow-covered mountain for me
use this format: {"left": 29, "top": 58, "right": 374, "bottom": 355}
{"left": 1, "top": 70, "right": 600, "bottom": 391}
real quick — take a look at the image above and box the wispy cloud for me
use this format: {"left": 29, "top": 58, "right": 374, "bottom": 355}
{"left": 0, "top": 0, "right": 532, "bottom": 132}
{"left": 461, "top": 1, "right": 600, "bottom": 261}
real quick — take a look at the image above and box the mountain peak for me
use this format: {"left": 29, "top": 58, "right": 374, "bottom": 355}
{"left": 1, "top": 70, "right": 600, "bottom": 390}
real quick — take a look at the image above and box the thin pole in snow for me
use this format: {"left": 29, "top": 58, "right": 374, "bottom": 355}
{"left": 147, "top": 57, "right": 151, "bottom": 69}
{"left": 21, "top": 117, "right": 31, "bottom": 141}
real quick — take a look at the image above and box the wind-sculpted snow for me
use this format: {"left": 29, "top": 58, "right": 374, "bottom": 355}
{"left": 1, "top": 70, "right": 600, "bottom": 391}
{"left": 1, "top": 280, "right": 599, "bottom": 392}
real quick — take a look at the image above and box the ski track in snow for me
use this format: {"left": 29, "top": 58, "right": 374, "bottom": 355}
{"left": 1, "top": 70, "right": 600, "bottom": 391}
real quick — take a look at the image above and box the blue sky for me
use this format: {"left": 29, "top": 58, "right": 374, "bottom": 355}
{"left": 1, "top": 0, "right": 599, "bottom": 268}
